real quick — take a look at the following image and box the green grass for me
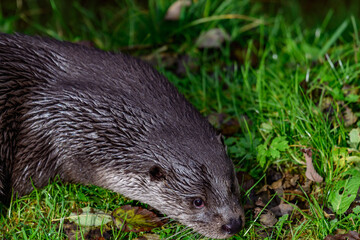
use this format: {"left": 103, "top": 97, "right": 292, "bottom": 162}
{"left": 1, "top": 0, "right": 360, "bottom": 239}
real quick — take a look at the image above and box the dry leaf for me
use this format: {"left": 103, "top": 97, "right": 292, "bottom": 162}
{"left": 268, "top": 178, "right": 284, "bottom": 197}
{"left": 344, "top": 105, "right": 358, "bottom": 127}
{"left": 62, "top": 222, "right": 111, "bottom": 240}
{"left": 111, "top": 205, "right": 164, "bottom": 233}
{"left": 164, "top": 0, "right": 191, "bottom": 21}
{"left": 324, "top": 231, "right": 360, "bottom": 240}
{"left": 256, "top": 184, "right": 270, "bottom": 194}
{"left": 270, "top": 203, "right": 294, "bottom": 217}
{"left": 283, "top": 189, "right": 303, "bottom": 202}
{"left": 259, "top": 210, "right": 277, "bottom": 227}
{"left": 323, "top": 206, "right": 336, "bottom": 220}
{"left": 255, "top": 197, "right": 267, "bottom": 207}
{"left": 196, "top": 28, "right": 231, "bottom": 48}
{"left": 270, "top": 178, "right": 283, "bottom": 190}
{"left": 283, "top": 172, "right": 299, "bottom": 188}
{"left": 301, "top": 179, "right": 312, "bottom": 193}
{"left": 302, "top": 148, "right": 323, "bottom": 182}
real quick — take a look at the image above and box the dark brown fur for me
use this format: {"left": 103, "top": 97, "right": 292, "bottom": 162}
{"left": 0, "top": 33, "right": 244, "bottom": 239}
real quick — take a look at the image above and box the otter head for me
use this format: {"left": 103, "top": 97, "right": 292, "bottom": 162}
{"left": 99, "top": 126, "right": 245, "bottom": 239}
{"left": 147, "top": 160, "right": 245, "bottom": 239}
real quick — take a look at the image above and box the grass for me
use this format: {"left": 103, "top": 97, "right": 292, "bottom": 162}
{"left": 1, "top": 0, "right": 360, "bottom": 239}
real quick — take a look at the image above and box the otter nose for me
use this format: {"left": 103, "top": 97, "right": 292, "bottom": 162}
{"left": 221, "top": 217, "right": 243, "bottom": 235}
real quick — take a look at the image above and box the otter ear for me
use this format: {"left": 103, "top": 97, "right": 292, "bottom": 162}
{"left": 217, "top": 133, "right": 227, "bottom": 151}
{"left": 149, "top": 165, "right": 166, "bottom": 181}
{"left": 216, "top": 133, "right": 224, "bottom": 145}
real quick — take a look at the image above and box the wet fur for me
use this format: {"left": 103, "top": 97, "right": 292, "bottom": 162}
{"left": 0, "top": 33, "right": 244, "bottom": 239}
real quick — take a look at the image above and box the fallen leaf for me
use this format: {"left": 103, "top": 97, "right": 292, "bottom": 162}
{"left": 255, "top": 196, "right": 267, "bottom": 207}
{"left": 259, "top": 210, "right": 277, "bottom": 227}
{"left": 111, "top": 205, "right": 164, "bottom": 233}
{"left": 62, "top": 221, "right": 111, "bottom": 240}
{"left": 270, "top": 203, "right": 293, "bottom": 217}
{"left": 323, "top": 206, "right": 335, "bottom": 220}
{"left": 196, "top": 28, "right": 231, "bottom": 49}
{"left": 283, "top": 189, "right": 303, "bottom": 202}
{"left": 324, "top": 230, "right": 360, "bottom": 240}
{"left": 302, "top": 148, "right": 323, "bottom": 182}
{"left": 343, "top": 105, "right": 358, "bottom": 127}
{"left": 270, "top": 178, "right": 283, "bottom": 190}
{"left": 68, "top": 207, "right": 112, "bottom": 227}
{"left": 164, "top": 0, "right": 191, "bottom": 21}
{"left": 328, "top": 169, "right": 360, "bottom": 214}
{"left": 283, "top": 172, "right": 299, "bottom": 188}
{"left": 348, "top": 128, "right": 360, "bottom": 149}
{"left": 301, "top": 179, "right": 312, "bottom": 193}
{"left": 256, "top": 185, "right": 270, "bottom": 195}
{"left": 63, "top": 222, "right": 81, "bottom": 240}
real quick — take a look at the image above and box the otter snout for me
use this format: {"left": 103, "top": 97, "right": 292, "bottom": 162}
{"left": 221, "top": 217, "right": 243, "bottom": 235}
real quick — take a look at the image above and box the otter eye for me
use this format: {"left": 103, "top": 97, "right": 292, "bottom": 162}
{"left": 193, "top": 198, "right": 205, "bottom": 208}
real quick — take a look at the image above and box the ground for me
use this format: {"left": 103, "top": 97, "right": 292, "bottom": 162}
{"left": 1, "top": 0, "right": 360, "bottom": 239}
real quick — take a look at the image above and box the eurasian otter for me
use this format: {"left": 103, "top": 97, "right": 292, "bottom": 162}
{"left": 0, "top": 33, "right": 245, "bottom": 239}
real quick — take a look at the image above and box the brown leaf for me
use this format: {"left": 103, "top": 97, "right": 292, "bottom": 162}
{"left": 301, "top": 178, "right": 312, "bottom": 193}
{"left": 283, "top": 189, "right": 303, "bottom": 202}
{"left": 270, "top": 178, "right": 283, "bottom": 190}
{"left": 255, "top": 197, "right": 267, "bottom": 207}
{"left": 283, "top": 172, "right": 299, "bottom": 189}
{"left": 323, "top": 206, "right": 336, "bottom": 220}
{"left": 111, "top": 205, "right": 164, "bottom": 233}
{"left": 63, "top": 222, "right": 81, "bottom": 240}
{"left": 344, "top": 105, "right": 358, "bottom": 127}
{"left": 259, "top": 210, "right": 277, "bottom": 227}
{"left": 302, "top": 148, "right": 323, "bottom": 182}
{"left": 164, "top": 0, "right": 191, "bottom": 21}
{"left": 270, "top": 203, "right": 294, "bottom": 217}
{"left": 207, "top": 113, "right": 240, "bottom": 136}
{"left": 324, "top": 231, "right": 360, "bottom": 240}
{"left": 62, "top": 222, "right": 111, "bottom": 240}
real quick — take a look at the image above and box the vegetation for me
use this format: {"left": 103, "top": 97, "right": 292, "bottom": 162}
{"left": 1, "top": 0, "right": 360, "bottom": 239}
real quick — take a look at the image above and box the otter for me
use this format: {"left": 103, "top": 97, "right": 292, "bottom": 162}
{"left": 0, "top": 33, "right": 245, "bottom": 239}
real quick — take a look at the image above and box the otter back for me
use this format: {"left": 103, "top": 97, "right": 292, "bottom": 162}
{"left": 0, "top": 33, "right": 244, "bottom": 239}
